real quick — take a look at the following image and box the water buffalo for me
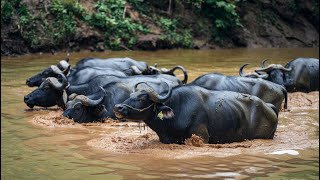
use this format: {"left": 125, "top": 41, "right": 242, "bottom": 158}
{"left": 113, "top": 83, "right": 278, "bottom": 144}
{"left": 26, "top": 57, "right": 188, "bottom": 86}
{"left": 76, "top": 58, "right": 189, "bottom": 83}
{"left": 26, "top": 59, "right": 70, "bottom": 87}
{"left": 74, "top": 57, "right": 148, "bottom": 75}
{"left": 254, "top": 58, "right": 319, "bottom": 92}
{"left": 24, "top": 73, "right": 182, "bottom": 109}
{"left": 190, "top": 73, "right": 288, "bottom": 112}
{"left": 67, "top": 66, "right": 127, "bottom": 85}
{"left": 24, "top": 73, "right": 69, "bottom": 108}
{"left": 63, "top": 82, "right": 131, "bottom": 123}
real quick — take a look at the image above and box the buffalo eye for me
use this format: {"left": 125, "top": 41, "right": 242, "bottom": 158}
{"left": 43, "top": 84, "right": 50, "bottom": 89}
{"left": 137, "top": 94, "right": 148, "bottom": 102}
{"left": 74, "top": 103, "right": 82, "bottom": 111}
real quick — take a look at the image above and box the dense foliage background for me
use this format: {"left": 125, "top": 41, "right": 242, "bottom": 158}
{"left": 1, "top": 0, "right": 319, "bottom": 55}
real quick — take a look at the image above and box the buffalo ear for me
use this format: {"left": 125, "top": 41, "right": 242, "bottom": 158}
{"left": 157, "top": 104, "right": 174, "bottom": 119}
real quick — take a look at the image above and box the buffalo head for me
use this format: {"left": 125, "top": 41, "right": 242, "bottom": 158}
{"left": 26, "top": 59, "right": 70, "bottom": 87}
{"left": 63, "top": 89, "right": 107, "bottom": 123}
{"left": 114, "top": 82, "right": 174, "bottom": 122}
{"left": 254, "top": 59, "right": 292, "bottom": 86}
{"left": 24, "top": 73, "right": 68, "bottom": 108}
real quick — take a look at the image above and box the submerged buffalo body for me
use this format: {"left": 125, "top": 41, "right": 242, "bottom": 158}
{"left": 190, "top": 73, "right": 287, "bottom": 112}
{"left": 63, "top": 82, "right": 131, "bottom": 123}
{"left": 74, "top": 57, "right": 148, "bottom": 75}
{"left": 24, "top": 74, "right": 182, "bottom": 109}
{"left": 255, "top": 58, "right": 319, "bottom": 92}
{"left": 26, "top": 57, "right": 189, "bottom": 87}
{"left": 76, "top": 57, "right": 189, "bottom": 83}
{"left": 67, "top": 66, "right": 127, "bottom": 85}
{"left": 114, "top": 84, "right": 278, "bottom": 144}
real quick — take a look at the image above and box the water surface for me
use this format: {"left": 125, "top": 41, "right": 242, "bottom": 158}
{"left": 2, "top": 48, "right": 319, "bottom": 179}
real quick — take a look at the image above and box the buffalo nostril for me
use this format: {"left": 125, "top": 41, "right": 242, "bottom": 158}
{"left": 26, "top": 79, "right": 30, "bottom": 85}
{"left": 24, "top": 96, "right": 29, "bottom": 101}
{"left": 115, "top": 104, "right": 125, "bottom": 112}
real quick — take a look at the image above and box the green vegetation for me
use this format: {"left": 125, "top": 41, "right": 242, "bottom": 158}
{"left": 184, "top": 0, "right": 243, "bottom": 43}
{"left": 88, "top": 0, "right": 149, "bottom": 49}
{"left": 1, "top": 0, "right": 244, "bottom": 50}
{"left": 2, "top": 0, "right": 318, "bottom": 54}
{"left": 159, "top": 17, "right": 193, "bottom": 48}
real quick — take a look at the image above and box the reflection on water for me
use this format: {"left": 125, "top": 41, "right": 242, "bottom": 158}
{"left": 1, "top": 48, "right": 319, "bottom": 179}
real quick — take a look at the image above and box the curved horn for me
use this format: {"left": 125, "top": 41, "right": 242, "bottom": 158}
{"left": 255, "top": 64, "right": 291, "bottom": 73}
{"left": 239, "top": 63, "right": 269, "bottom": 79}
{"left": 51, "top": 65, "right": 63, "bottom": 74}
{"left": 131, "top": 66, "right": 142, "bottom": 75}
{"left": 261, "top": 58, "right": 269, "bottom": 68}
{"left": 169, "top": 66, "right": 188, "bottom": 84}
{"left": 279, "top": 66, "right": 292, "bottom": 72}
{"left": 68, "top": 93, "right": 78, "bottom": 100}
{"left": 59, "top": 60, "right": 70, "bottom": 70}
{"left": 134, "top": 82, "right": 172, "bottom": 103}
{"left": 47, "top": 73, "right": 68, "bottom": 90}
{"left": 239, "top": 63, "right": 250, "bottom": 77}
{"left": 255, "top": 64, "right": 276, "bottom": 73}
{"left": 74, "top": 94, "right": 104, "bottom": 106}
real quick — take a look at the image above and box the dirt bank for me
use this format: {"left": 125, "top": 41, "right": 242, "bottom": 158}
{"left": 2, "top": 0, "right": 319, "bottom": 56}
{"left": 30, "top": 92, "right": 319, "bottom": 159}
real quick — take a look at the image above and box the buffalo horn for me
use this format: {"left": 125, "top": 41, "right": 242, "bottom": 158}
{"left": 131, "top": 66, "right": 142, "bottom": 75}
{"left": 74, "top": 94, "right": 104, "bottom": 106}
{"left": 239, "top": 63, "right": 250, "bottom": 77}
{"left": 68, "top": 93, "right": 78, "bottom": 100}
{"left": 59, "top": 60, "right": 70, "bottom": 70}
{"left": 239, "top": 63, "right": 269, "bottom": 79}
{"left": 162, "top": 65, "right": 188, "bottom": 84}
{"left": 47, "top": 73, "right": 68, "bottom": 90}
{"left": 51, "top": 65, "right": 63, "bottom": 74}
{"left": 134, "top": 82, "right": 172, "bottom": 103}
{"left": 261, "top": 58, "right": 269, "bottom": 68}
{"left": 255, "top": 64, "right": 292, "bottom": 73}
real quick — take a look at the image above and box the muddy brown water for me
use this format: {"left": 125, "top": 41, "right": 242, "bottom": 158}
{"left": 1, "top": 48, "right": 319, "bottom": 179}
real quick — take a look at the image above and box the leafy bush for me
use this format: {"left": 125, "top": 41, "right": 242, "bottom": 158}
{"left": 184, "top": 0, "right": 243, "bottom": 43}
{"left": 159, "top": 17, "right": 193, "bottom": 48}
{"left": 88, "top": 0, "right": 149, "bottom": 49}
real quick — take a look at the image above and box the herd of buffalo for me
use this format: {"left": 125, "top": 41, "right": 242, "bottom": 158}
{"left": 24, "top": 56, "right": 319, "bottom": 144}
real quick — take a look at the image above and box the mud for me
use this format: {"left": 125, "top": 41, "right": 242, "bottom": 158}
{"left": 30, "top": 92, "right": 319, "bottom": 159}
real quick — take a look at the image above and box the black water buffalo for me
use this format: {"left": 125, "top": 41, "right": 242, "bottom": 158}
{"left": 24, "top": 73, "right": 182, "bottom": 109}
{"left": 190, "top": 73, "right": 287, "bottom": 112}
{"left": 63, "top": 82, "right": 131, "bottom": 123}
{"left": 254, "top": 58, "right": 319, "bottom": 92}
{"left": 67, "top": 66, "right": 127, "bottom": 85}
{"left": 74, "top": 57, "right": 148, "bottom": 75}
{"left": 67, "top": 74, "right": 183, "bottom": 95}
{"left": 26, "top": 57, "right": 188, "bottom": 86}
{"left": 76, "top": 58, "right": 189, "bottom": 83}
{"left": 24, "top": 73, "right": 69, "bottom": 108}
{"left": 113, "top": 83, "right": 278, "bottom": 144}
{"left": 26, "top": 59, "right": 70, "bottom": 87}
